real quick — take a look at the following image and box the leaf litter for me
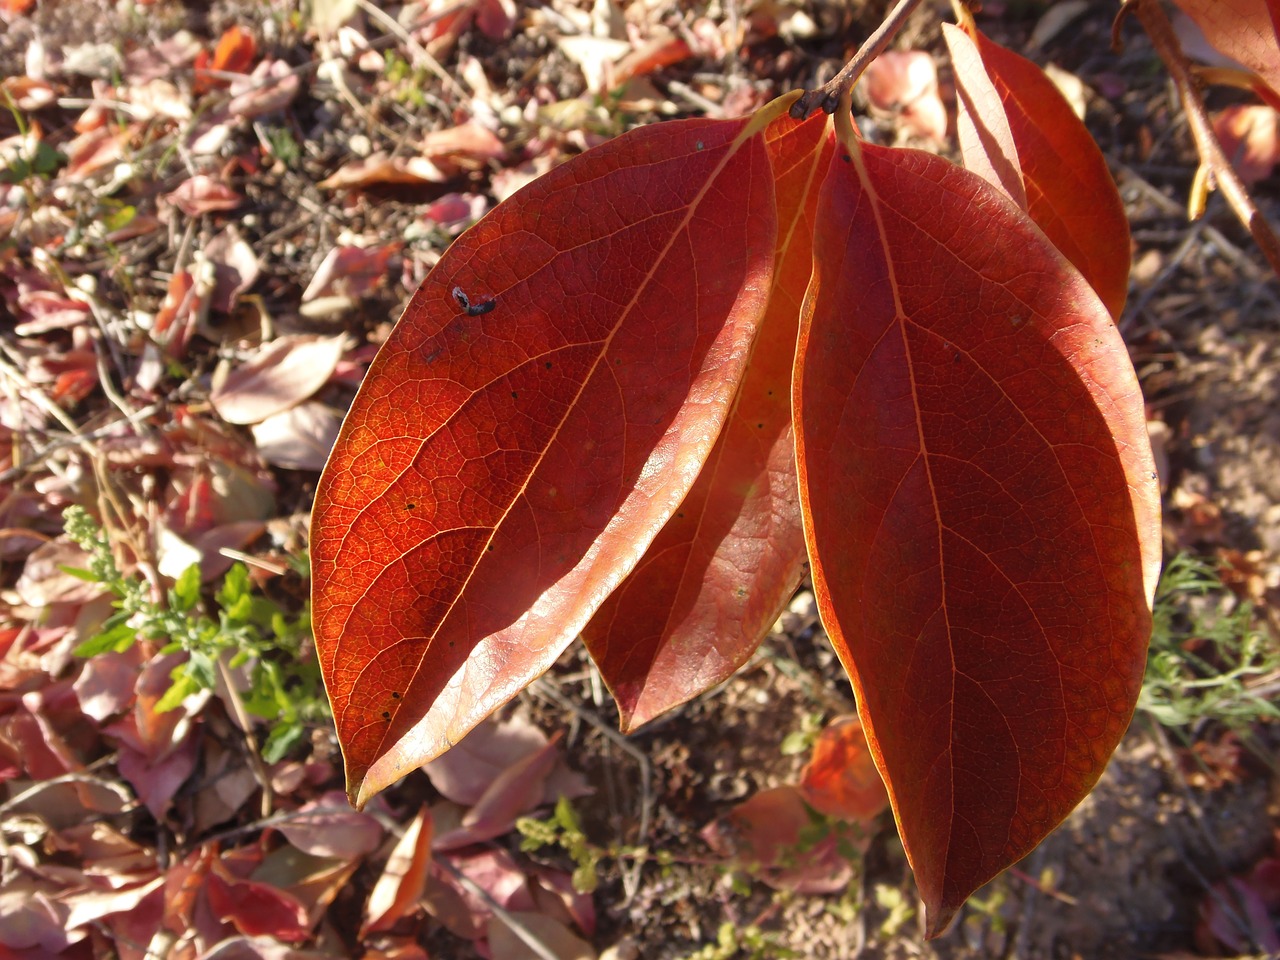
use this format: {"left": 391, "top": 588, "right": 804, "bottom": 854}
{"left": 0, "top": 0, "right": 1277, "bottom": 957}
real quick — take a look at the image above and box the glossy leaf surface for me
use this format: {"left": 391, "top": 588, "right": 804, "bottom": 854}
{"left": 313, "top": 109, "right": 782, "bottom": 806}
{"left": 794, "top": 119, "right": 1161, "bottom": 936}
{"left": 943, "top": 24, "right": 1027, "bottom": 210}
{"left": 949, "top": 21, "right": 1131, "bottom": 319}
{"left": 581, "top": 111, "right": 831, "bottom": 730}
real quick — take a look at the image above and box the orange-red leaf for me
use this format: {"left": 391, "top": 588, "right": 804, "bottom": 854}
{"left": 798, "top": 715, "right": 889, "bottom": 823}
{"left": 313, "top": 106, "right": 789, "bottom": 806}
{"left": 581, "top": 110, "right": 831, "bottom": 731}
{"left": 361, "top": 804, "right": 434, "bottom": 936}
{"left": 1172, "top": 0, "right": 1280, "bottom": 107}
{"left": 794, "top": 118, "right": 1161, "bottom": 936}
{"left": 951, "top": 22, "right": 1131, "bottom": 319}
{"left": 943, "top": 24, "right": 1027, "bottom": 210}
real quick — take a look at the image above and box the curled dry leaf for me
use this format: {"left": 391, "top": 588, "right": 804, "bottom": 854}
{"left": 228, "top": 59, "right": 302, "bottom": 118}
{"left": 435, "top": 733, "right": 564, "bottom": 850}
{"left": 277, "top": 791, "right": 384, "bottom": 859}
{"left": 861, "top": 49, "right": 948, "bottom": 143}
{"left": 422, "top": 192, "right": 490, "bottom": 233}
{"left": 361, "top": 805, "right": 434, "bottom": 937}
{"left": 418, "top": 120, "right": 506, "bottom": 162}
{"left": 72, "top": 646, "right": 145, "bottom": 724}
{"left": 205, "top": 225, "right": 260, "bottom": 313}
{"left": 210, "top": 335, "right": 348, "bottom": 426}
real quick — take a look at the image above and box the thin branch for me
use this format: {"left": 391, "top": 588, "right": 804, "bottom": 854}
{"left": 789, "top": 0, "right": 930, "bottom": 120}
{"left": 1127, "top": 0, "right": 1280, "bottom": 276}
{"left": 434, "top": 856, "right": 565, "bottom": 960}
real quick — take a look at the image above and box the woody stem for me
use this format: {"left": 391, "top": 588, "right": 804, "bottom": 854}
{"left": 790, "top": 0, "right": 930, "bottom": 120}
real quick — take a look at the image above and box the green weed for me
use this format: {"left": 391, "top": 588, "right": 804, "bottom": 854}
{"left": 62, "top": 505, "right": 327, "bottom": 762}
{"left": 1140, "top": 552, "right": 1280, "bottom": 731}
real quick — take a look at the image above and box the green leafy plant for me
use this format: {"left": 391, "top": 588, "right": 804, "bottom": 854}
{"left": 516, "top": 796, "right": 604, "bottom": 894}
{"left": 1140, "top": 553, "right": 1280, "bottom": 732}
{"left": 679, "top": 922, "right": 801, "bottom": 960}
{"left": 63, "top": 505, "right": 326, "bottom": 762}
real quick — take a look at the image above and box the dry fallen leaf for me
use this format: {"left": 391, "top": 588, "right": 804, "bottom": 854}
{"left": 210, "top": 335, "right": 348, "bottom": 426}
{"left": 167, "top": 175, "right": 245, "bottom": 217}
{"left": 361, "top": 805, "right": 434, "bottom": 936}
{"left": 251, "top": 402, "right": 342, "bottom": 472}
{"left": 797, "top": 714, "right": 890, "bottom": 823}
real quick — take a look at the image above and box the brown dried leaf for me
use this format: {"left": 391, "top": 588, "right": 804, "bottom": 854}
{"left": 167, "top": 175, "right": 245, "bottom": 216}
{"left": 251, "top": 402, "right": 342, "bottom": 472}
{"left": 210, "top": 335, "right": 348, "bottom": 425}
{"left": 361, "top": 805, "right": 434, "bottom": 936}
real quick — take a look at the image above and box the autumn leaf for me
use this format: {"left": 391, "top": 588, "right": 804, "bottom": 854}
{"left": 798, "top": 714, "right": 890, "bottom": 823}
{"left": 793, "top": 113, "right": 1161, "bottom": 936}
{"left": 581, "top": 108, "right": 831, "bottom": 731}
{"left": 312, "top": 96, "right": 800, "bottom": 806}
{"left": 948, "top": 17, "right": 1131, "bottom": 319}
{"left": 1172, "top": 0, "right": 1280, "bottom": 107}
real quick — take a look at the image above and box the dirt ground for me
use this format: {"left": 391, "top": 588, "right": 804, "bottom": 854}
{"left": 2, "top": 0, "right": 1279, "bottom": 958}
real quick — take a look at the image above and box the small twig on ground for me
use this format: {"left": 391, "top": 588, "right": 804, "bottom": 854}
{"left": 434, "top": 855, "right": 565, "bottom": 960}
{"left": 215, "top": 654, "right": 275, "bottom": 819}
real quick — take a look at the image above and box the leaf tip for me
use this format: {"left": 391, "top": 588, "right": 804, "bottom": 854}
{"left": 923, "top": 900, "right": 960, "bottom": 940}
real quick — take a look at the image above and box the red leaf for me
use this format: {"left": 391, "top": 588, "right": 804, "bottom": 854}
{"left": 195, "top": 25, "right": 257, "bottom": 92}
{"left": 943, "top": 24, "right": 1027, "bottom": 210}
{"left": 313, "top": 101, "right": 793, "bottom": 805}
{"left": 207, "top": 854, "right": 311, "bottom": 943}
{"left": 582, "top": 110, "right": 830, "bottom": 729}
{"left": 798, "top": 715, "right": 889, "bottom": 823}
{"left": 361, "top": 805, "right": 434, "bottom": 936}
{"left": 1172, "top": 0, "right": 1280, "bottom": 106}
{"left": 793, "top": 117, "right": 1161, "bottom": 935}
{"left": 949, "top": 21, "right": 1131, "bottom": 319}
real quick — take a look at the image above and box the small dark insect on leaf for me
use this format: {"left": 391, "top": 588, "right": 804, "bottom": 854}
{"left": 452, "top": 285, "right": 496, "bottom": 316}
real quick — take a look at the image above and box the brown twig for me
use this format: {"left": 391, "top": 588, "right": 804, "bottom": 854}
{"left": 789, "top": 0, "right": 930, "bottom": 120}
{"left": 1124, "top": 0, "right": 1280, "bottom": 277}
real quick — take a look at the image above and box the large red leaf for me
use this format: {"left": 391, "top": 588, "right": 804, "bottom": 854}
{"left": 581, "top": 110, "right": 832, "bottom": 731}
{"left": 948, "top": 20, "right": 1131, "bottom": 320}
{"left": 313, "top": 104, "right": 789, "bottom": 806}
{"left": 794, "top": 115, "right": 1161, "bottom": 936}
